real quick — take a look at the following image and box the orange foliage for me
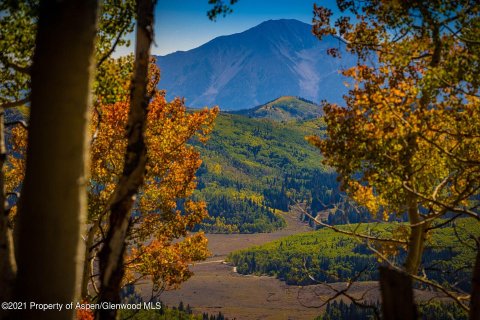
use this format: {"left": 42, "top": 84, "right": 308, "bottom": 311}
{"left": 88, "top": 62, "right": 218, "bottom": 292}
{"left": 5, "top": 125, "right": 27, "bottom": 219}
{"left": 6, "top": 61, "right": 218, "bottom": 295}
{"left": 76, "top": 301, "right": 94, "bottom": 320}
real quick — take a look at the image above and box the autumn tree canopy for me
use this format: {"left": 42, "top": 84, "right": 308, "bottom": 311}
{"left": 89, "top": 62, "right": 218, "bottom": 297}
{"left": 7, "top": 61, "right": 218, "bottom": 302}
{"left": 308, "top": 0, "right": 480, "bottom": 310}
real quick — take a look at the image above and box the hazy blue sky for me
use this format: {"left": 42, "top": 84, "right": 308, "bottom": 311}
{"left": 115, "top": 0, "right": 339, "bottom": 56}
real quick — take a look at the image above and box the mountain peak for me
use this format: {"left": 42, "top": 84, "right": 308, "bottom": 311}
{"left": 254, "top": 18, "right": 309, "bottom": 28}
{"left": 156, "top": 19, "right": 352, "bottom": 110}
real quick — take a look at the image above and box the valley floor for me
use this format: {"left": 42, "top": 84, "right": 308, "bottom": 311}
{"left": 155, "top": 207, "right": 368, "bottom": 319}
{"left": 143, "top": 207, "right": 449, "bottom": 320}
{"left": 160, "top": 261, "right": 380, "bottom": 320}
{"left": 158, "top": 207, "right": 325, "bottom": 319}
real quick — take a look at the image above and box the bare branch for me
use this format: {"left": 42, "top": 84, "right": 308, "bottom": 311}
{"left": 402, "top": 182, "right": 479, "bottom": 221}
{"left": 432, "top": 175, "right": 450, "bottom": 200}
{"left": 452, "top": 222, "right": 477, "bottom": 251}
{"left": 0, "top": 55, "right": 31, "bottom": 74}
{"left": 426, "top": 214, "right": 462, "bottom": 231}
{"left": 366, "top": 242, "right": 471, "bottom": 312}
{"left": 444, "top": 25, "right": 480, "bottom": 45}
{"left": 5, "top": 192, "right": 20, "bottom": 200}
{"left": 90, "top": 253, "right": 100, "bottom": 295}
{"left": 298, "top": 260, "right": 381, "bottom": 319}
{"left": 5, "top": 120, "right": 28, "bottom": 129}
{"left": 295, "top": 203, "right": 407, "bottom": 245}
{"left": 96, "top": 22, "right": 132, "bottom": 68}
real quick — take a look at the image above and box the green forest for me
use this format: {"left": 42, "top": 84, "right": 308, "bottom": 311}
{"left": 317, "top": 300, "right": 467, "bottom": 320}
{"left": 228, "top": 219, "right": 479, "bottom": 289}
{"left": 191, "top": 105, "right": 340, "bottom": 232}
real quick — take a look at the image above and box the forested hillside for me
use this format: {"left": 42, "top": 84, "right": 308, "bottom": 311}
{"left": 227, "top": 219, "right": 479, "bottom": 289}
{"left": 190, "top": 109, "right": 348, "bottom": 233}
{"left": 233, "top": 96, "right": 323, "bottom": 122}
{"left": 6, "top": 96, "right": 347, "bottom": 234}
{"left": 317, "top": 300, "right": 467, "bottom": 320}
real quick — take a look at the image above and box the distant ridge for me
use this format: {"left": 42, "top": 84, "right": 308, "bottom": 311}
{"left": 155, "top": 19, "right": 353, "bottom": 110}
{"left": 233, "top": 96, "right": 323, "bottom": 122}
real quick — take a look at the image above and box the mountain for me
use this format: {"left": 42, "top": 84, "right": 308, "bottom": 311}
{"left": 155, "top": 19, "right": 353, "bottom": 110}
{"left": 232, "top": 96, "right": 323, "bottom": 122}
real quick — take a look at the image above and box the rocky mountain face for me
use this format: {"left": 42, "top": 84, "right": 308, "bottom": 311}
{"left": 155, "top": 19, "right": 353, "bottom": 110}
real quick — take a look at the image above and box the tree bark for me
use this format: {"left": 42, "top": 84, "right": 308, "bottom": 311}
{"left": 470, "top": 238, "right": 480, "bottom": 320}
{"left": 380, "top": 266, "right": 417, "bottom": 320}
{"left": 81, "top": 223, "right": 100, "bottom": 298}
{"left": 403, "top": 133, "right": 429, "bottom": 275}
{"left": 404, "top": 198, "right": 429, "bottom": 275}
{"left": 12, "top": 0, "right": 98, "bottom": 319}
{"left": 96, "top": 1, "right": 155, "bottom": 319}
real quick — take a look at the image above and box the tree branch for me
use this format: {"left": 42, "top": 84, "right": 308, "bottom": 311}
{"left": 0, "top": 56, "right": 31, "bottom": 74}
{"left": 298, "top": 262, "right": 381, "bottom": 319}
{"left": 96, "top": 22, "right": 131, "bottom": 68}
{"left": 402, "top": 182, "right": 479, "bottom": 221}
{"left": 5, "top": 120, "right": 28, "bottom": 129}
{"left": 366, "top": 242, "right": 470, "bottom": 312}
{"left": 0, "top": 97, "right": 30, "bottom": 110}
{"left": 295, "top": 203, "right": 408, "bottom": 245}
{"left": 96, "top": 1, "right": 155, "bottom": 318}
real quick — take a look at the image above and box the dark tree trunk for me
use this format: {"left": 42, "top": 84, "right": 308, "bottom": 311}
{"left": 12, "top": 0, "right": 98, "bottom": 319}
{"left": 380, "top": 266, "right": 417, "bottom": 320}
{"left": 470, "top": 238, "right": 480, "bottom": 320}
{"left": 96, "top": 1, "right": 155, "bottom": 319}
